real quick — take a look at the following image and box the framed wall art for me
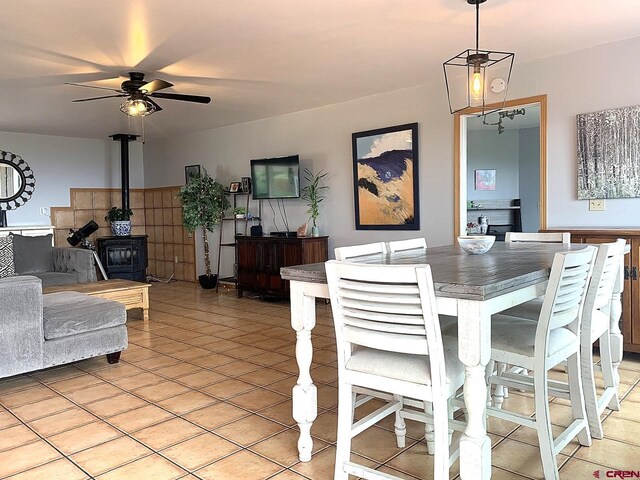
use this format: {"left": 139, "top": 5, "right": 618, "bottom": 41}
{"left": 475, "top": 169, "right": 496, "bottom": 191}
{"left": 577, "top": 105, "right": 640, "bottom": 199}
{"left": 184, "top": 165, "right": 201, "bottom": 183}
{"left": 352, "top": 122, "right": 419, "bottom": 230}
{"left": 229, "top": 182, "right": 241, "bottom": 193}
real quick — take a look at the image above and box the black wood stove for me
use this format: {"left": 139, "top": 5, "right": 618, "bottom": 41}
{"left": 97, "top": 134, "right": 148, "bottom": 282}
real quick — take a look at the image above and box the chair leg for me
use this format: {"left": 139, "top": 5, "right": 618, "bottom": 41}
{"left": 534, "top": 368, "right": 560, "bottom": 480}
{"left": 493, "top": 362, "right": 507, "bottom": 409}
{"left": 393, "top": 394, "right": 406, "bottom": 448}
{"left": 568, "top": 352, "right": 592, "bottom": 447}
{"left": 424, "top": 403, "right": 435, "bottom": 455}
{"left": 599, "top": 330, "right": 620, "bottom": 411}
{"left": 485, "top": 360, "right": 495, "bottom": 406}
{"left": 448, "top": 401, "right": 454, "bottom": 446}
{"left": 432, "top": 397, "right": 450, "bottom": 480}
{"left": 580, "top": 339, "right": 604, "bottom": 440}
{"left": 334, "top": 381, "right": 353, "bottom": 480}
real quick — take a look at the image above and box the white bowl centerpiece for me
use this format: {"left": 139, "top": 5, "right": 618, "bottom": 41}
{"left": 457, "top": 235, "right": 495, "bottom": 255}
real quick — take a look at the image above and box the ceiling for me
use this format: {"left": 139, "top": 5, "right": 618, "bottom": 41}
{"left": 1, "top": 0, "right": 639, "bottom": 140}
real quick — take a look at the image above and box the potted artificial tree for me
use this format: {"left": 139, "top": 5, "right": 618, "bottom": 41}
{"left": 301, "top": 168, "right": 328, "bottom": 236}
{"left": 105, "top": 207, "right": 133, "bottom": 236}
{"left": 179, "top": 172, "right": 230, "bottom": 289}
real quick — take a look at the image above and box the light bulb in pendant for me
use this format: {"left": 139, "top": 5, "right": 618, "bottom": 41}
{"left": 470, "top": 69, "right": 483, "bottom": 105}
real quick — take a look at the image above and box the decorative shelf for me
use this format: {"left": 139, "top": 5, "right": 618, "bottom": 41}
{"left": 467, "top": 207, "right": 520, "bottom": 210}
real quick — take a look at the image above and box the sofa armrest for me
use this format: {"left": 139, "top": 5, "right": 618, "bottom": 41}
{"left": 0, "top": 276, "right": 44, "bottom": 378}
{"left": 53, "top": 247, "right": 98, "bottom": 283}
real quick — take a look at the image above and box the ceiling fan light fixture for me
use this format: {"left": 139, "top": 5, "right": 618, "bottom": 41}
{"left": 443, "top": 0, "right": 514, "bottom": 115}
{"left": 119, "top": 97, "right": 156, "bottom": 117}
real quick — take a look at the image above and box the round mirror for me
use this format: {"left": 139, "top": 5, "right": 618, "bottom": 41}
{"left": 0, "top": 150, "right": 36, "bottom": 211}
{"left": 0, "top": 163, "right": 25, "bottom": 201}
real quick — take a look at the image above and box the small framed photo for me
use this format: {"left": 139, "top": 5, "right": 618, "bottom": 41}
{"left": 475, "top": 169, "right": 496, "bottom": 191}
{"left": 241, "top": 176, "right": 252, "bottom": 193}
{"left": 185, "top": 165, "right": 201, "bottom": 183}
{"left": 229, "top": 182, "right": 241, "bottom": 193}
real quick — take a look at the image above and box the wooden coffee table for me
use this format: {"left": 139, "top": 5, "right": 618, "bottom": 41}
{"left": 44, "top": 279, "right": 151, "bottom": 321}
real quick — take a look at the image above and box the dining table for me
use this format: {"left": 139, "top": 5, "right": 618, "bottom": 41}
{"left": 280, "top": 241, "right": 626, "bottom": 479}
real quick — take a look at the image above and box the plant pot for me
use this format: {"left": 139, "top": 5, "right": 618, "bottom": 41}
{"left": 311, "top": 225, "right": 320, "bottom": 237}
{"left": 110, "top": 220, "right": 131, "bottom": 236}
{"left": 198, "top": 274, "right": 218, "bottom": 289}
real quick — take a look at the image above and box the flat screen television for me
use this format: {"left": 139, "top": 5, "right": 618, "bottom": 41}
{"left": 250, "top": 155, "right": 300, "bottom": 199}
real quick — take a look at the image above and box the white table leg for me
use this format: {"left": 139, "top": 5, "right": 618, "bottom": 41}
{"left": 458, "top": 300, "right": 492, "bottom": 480}
{"left": 290, "top": 281, "right": 324, "bottom": 462}
{"left": 608, "top": 257, "right": 625, "bottom": 410}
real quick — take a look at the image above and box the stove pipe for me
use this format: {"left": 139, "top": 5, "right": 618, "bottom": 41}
{"left": 110, "top": 134, "right": 138, "bottom": 211}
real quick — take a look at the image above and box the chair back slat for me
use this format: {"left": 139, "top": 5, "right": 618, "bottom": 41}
{"left": 505, "top": 232, "right": 571, "bottom": 244}
{"left": 582, "top": 239, "right": 627, "bottom": 332}
{"left": 326, "top": 261, "right": 447, "bottom": 384}
{"left": 388, "top": 238, "right": 427, "bottom": 253}
{"left": 338, "top": 278, "right": 419, "bottom": 295}
{"left": 342, "top": 307, "right": 425, "bottom": 325}
{"left": 536, "top": 247, "right": 596, "bottom": 349}
{"left": 335, "top": 242, "right": 387, "bottom": 260}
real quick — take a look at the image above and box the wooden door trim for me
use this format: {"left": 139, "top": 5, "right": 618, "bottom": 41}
{"left": 454, "top": 94, "right": 548, "bottom": 237}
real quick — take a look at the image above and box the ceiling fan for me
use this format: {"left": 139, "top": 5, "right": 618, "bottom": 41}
{"left": 66, "top": 71, "right": 211, "bottom": 117}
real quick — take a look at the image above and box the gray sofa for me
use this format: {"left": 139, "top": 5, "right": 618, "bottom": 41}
{"left": 11, "top": 234, "right": 97, "bottom": 287}
{"left": 0, "top": 275, "right": 127, "bottom": 379}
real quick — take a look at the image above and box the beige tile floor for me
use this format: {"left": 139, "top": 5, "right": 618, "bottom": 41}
{"left": 0, "top": 281, "right": 639, "bottom": 479}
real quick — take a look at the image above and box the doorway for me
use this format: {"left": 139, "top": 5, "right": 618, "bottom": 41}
{"left": 454, "top": 95, "right": 548, "bottom": 238}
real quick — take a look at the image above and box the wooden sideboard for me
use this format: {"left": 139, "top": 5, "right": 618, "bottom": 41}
{"left": 542, "top": 228, "right": 640, "bottom": 353}
{"left": 236, "top": 235, "right": 328, "bottom": 298}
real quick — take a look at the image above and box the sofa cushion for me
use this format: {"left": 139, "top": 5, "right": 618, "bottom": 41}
{"left": 0, "top": 236, "right": 16, "bottom": 278}
{"left": 43, "top": 292, "right": 126, "bottom": 340}
{"left": 12, "top": 234, "right": 54, "bottom": 274}
{"left": 33, "top": 272, "right": 78, "bottom": 288}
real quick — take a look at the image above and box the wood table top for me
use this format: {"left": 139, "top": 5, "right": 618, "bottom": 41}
{"left": 280, "top": 242, "right": 590, "bottom": 301}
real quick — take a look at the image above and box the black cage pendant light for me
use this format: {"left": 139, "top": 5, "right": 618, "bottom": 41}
{"left": 443, "top": 0, "right": 514, "bottom": 115}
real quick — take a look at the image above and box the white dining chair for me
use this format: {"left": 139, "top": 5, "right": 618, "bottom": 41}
{"left": 505, "top": 231, "right": 571, "bottom": 244}
{"left": 388, "top": 237, "right": 427, "bottom": 253}
{"left": 334, "top": 241, "right": 387, "bottom": 260}
{"left": 325, "top": 260, "right": 465, "bottom": 480}
{"left": 486, "top": 246, "right": 596, "bottom": 480}
{"left": 495, "top": 239, "right": 627, "bottom": 439}
{"left": 494, "top": 231, "right": 572, "bottom": 400}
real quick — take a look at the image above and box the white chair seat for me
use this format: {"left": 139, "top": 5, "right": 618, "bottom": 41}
{"left": 499, "top": 300, "right": 609, "bottom": 341}
{"left": 347, "top": 336, "right": 463, "bottom": 387}
{"left": 492, "top": 314, "right": 577, "bottom": 361}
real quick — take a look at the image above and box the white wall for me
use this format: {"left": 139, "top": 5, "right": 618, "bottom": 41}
{"left": 507, "top": 36, "right": 640, "bottom": 227}
{"left": 467, "top": 130, "right": 520, "bottom": 201}
{"left": 144, "top": 36, "right": 640, "bottom": 276}
{"left": 519, "top": 127, "right": 540, "bottom": 232}
{"left": 0, "top": 132, "right": 144, "bottom": 226}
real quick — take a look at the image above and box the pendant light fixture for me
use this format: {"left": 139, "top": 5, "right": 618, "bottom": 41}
{"left": 443, "top": 0, "right": 514, "bottom": 115}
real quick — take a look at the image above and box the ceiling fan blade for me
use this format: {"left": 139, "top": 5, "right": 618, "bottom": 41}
{"left": 66, "top": 82, "right": 123, "bottom": 93}
{"left": 149, "top": 92, "right": 211, "bottom": 104}
{"left": 72, "top": 94, "right": 127, "bottom": 102}
{"left": 146, "top": 98, "right": 163, "bottom": 112}
{"left": 141, "top": 79, "right": 173, "bottom": 94}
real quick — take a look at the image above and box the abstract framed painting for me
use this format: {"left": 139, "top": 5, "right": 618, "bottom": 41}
{"left": 352, "top": 123, "right": 419, "bottom": 230}
{"left": 475, "top": 169, "right": 496, "bottom": 191}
